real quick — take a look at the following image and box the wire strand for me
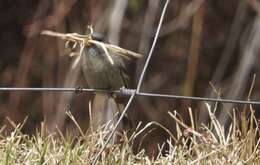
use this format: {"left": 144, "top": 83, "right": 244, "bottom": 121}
{"left": 92, "top": 92, "right": 136, "bottom": 165}
{"left": 0, "top": 87, "right": 259, "bottom": 105}
{"left": 136, "top": 0, "right": 170, "bottom": 92}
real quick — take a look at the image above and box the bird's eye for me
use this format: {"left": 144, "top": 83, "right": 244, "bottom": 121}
{"left": 91, "top": 32, "right": 105, "bottom": 42}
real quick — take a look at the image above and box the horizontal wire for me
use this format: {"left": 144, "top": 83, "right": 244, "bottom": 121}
{"left": 0, "top": 87, "right": 120, "bottom": 93}
{"left": 136, "top": 92, "right": 260, "bottom": 105}
{"left": 0, "top": 87, "right": 259, "bottom": 105}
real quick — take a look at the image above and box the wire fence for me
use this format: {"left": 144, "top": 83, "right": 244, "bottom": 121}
{"left": 1, "top": 87, "right": 260, "bottom": 105}
{"left": 0, "top": 0, "right": 259, "bottom": 164}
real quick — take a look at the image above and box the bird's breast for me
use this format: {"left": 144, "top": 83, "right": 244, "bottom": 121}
{"left": 81, "top": 46, "right": 125, "bottom": 89}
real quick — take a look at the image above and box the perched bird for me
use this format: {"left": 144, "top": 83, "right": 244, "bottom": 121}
{"left": 41, "top": 29, "right": 140, "bottom": 134}
{"left": 81, "top": 32, "right": 132, "bottom": 133}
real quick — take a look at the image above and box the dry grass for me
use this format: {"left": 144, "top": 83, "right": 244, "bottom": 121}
{"left": 0, "top": 103, "right": 259, "bottom": 164}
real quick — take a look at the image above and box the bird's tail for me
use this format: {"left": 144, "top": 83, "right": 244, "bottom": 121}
{"left": 90, "top": 92, "right": 134, "bottom": 134}
{"left": 115, "top": 102, "right": 134, "bottom": 132}
{"left": 91, "top": 92, "right": 118, "bottom": 131}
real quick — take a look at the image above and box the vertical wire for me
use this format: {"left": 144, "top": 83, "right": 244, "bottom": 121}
{"left": 136, "top": 0, "right": 170, "bottom": 93}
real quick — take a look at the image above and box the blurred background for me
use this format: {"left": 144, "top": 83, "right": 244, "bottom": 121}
{"left": 0, "top": 0, "right": 260, "bottom": 157}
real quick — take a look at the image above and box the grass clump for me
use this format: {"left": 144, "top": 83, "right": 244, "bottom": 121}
{"left": 0, "top": 103, "right": 259, "bottom": 164}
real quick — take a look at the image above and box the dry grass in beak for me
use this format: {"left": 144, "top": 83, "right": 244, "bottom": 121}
{"left": 106, "top": 44, "right": 143, "bottom": 58}
{"left": 89, "top": 40, "right": 115, "bottom": 65}
{"left": 41, "top": 29, "right": 142, "bottom": 66}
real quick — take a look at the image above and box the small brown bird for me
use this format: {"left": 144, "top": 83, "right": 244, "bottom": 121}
{"left": 41, "top": 29, "right": 141, "bottom": 134}
{"left": 81, "top": 33, "right": 128, "bottom": 91}
{"left": 81, "top": 32, "right": 133, "bottom": 132}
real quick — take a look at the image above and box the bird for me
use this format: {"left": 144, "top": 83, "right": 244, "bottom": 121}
{"left": 81, "top": 32, "right": 133, "bottom": 134}
{"left": 40, "top": 29, "right": 140, "bottom": 135}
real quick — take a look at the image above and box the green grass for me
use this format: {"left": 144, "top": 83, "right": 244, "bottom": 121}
{"left": 0, "top": 103, "right": 259, "bottom": 164}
